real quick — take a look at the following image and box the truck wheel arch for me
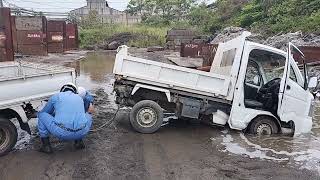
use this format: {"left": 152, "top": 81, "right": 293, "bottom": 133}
{"left": 131, "top": 84, "right": 171, "bottom": 102}
{"left": 0, "top": 108, "right": 31, "bottom": 134}
{"left": 246, "top": 115, "right": 281, "bottom": 134}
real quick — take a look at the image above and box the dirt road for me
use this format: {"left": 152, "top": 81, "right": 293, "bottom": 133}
{"left": 0, "top": 51, "right": 319, "bottom": 180}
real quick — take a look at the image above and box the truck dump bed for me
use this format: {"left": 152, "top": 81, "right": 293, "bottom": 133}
{"left": 0, "top": 61, "right": 75, "bottom": 108}
{"left": 113, "top": 46, "right": 231, "bottom": 100}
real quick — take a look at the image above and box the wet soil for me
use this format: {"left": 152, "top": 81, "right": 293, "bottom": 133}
{"left": 0, "top": 51, "right": 320, "bottom": 180}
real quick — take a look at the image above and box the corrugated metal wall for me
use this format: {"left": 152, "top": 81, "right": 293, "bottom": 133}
{"left": 14, "top": 16, "right": 48, "bottom": 56}
{"left": 0, "top": 8, "right": 14, "bottom": 62}
{"left": 47, "top": 20, "right": 66, "bottom": 53}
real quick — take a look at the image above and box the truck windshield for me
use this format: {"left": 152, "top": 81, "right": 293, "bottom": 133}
{"left": 249, "top": 49, "right": 286, "bottom": 84}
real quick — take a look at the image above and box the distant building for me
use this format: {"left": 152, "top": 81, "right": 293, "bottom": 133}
{"left": 70, "top": 0, "right": 141, "bottom": 25}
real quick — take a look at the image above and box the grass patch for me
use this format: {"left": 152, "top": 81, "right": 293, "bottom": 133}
{"left": 79, "top": 24, "right": 169, "bottom": 48}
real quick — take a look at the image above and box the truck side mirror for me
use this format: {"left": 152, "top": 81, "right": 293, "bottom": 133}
{"left": 308, "top": 77, "right": 318, "bottom": 89}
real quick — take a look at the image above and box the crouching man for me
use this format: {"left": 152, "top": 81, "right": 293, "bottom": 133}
{"left": 37, "top": 83, "right": 94, "bottom": 154}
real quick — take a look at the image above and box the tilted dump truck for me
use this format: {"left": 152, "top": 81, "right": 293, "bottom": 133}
{"left": 0, "top": 61, "right": 75, "bottom": 156}
{"left": 113, "top": 32, "right": 316, "bottom": 136}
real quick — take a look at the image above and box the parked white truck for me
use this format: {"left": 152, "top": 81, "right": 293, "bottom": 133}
{"left": 0, "top": 61, "right": 76, "bottom": 156}
{"left": 113, "top": 32, "right": 317, "bottom": 136}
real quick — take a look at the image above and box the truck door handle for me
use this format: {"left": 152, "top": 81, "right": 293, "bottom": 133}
{"left": 286, "top": 85, "right": 291, "bottom": 90}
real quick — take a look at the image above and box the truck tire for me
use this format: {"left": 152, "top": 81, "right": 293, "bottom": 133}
{"left": 248, "top": 116, "right": 279, "bottom": 135}
{"left": 0, "top": 118, "right": 18, "bottom": 157}
{"left": 130, "top": 100, "right": 164, "bottom": 134}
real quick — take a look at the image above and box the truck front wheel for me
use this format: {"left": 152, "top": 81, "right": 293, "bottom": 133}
{"left": 130, "top": 100, "right": 164, "bottom": 134}
{"left": 248, "top": 116, "right": 279, "bottom": 135}
{"left": 0, "top": 118, "right": 18, "bottom": 156}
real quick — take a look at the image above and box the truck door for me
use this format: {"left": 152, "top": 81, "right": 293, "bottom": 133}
{"left": 278, "top": 43, "right": 313, "bottom": 134}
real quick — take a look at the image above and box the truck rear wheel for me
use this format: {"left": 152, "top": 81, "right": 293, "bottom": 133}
{"left": 248, "top": 116, "right": 279, "bottom": 136}
{"left": 130, "top": 100, "right": 164, "bottom": 134}
{"left": 0, "top": 118, "right": 18, "bottom": 156}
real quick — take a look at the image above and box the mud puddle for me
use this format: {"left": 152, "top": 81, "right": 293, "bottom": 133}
{"left": 217, "top": 103, "right": 320, "bottom": 174}
{"left": 67, "top": 51, "right": 116, "bottom": 93}
{"left": 14, "top": 51, "right": 117, "bottom": 151}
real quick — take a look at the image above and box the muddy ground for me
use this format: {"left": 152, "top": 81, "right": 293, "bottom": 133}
{"left": 0, "top": 50, "right": 320, "bottom": 180}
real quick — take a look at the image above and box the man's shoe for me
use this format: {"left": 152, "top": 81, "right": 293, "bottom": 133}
{"left": 39, "top": 137, "right": 53, "bottom": 154}
{"left": 74, "top": 139, "right": 85, "bottom": 150}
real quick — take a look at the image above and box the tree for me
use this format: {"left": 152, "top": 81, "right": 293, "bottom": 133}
{"left": 80, "top": 10, "right": 100, "bottom": 28}
{"left": 127, "top": 0, "right": 196, "bottom": 24}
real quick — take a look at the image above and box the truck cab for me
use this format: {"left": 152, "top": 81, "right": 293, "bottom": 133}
{"left": 227, "top": 40, "right": 314, "bottom": 135}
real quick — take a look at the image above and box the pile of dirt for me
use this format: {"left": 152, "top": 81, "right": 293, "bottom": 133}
{"left": 94, "top": 32, "right": 139, "bottom": 50}
{"left": 211, "top": 27, "right": 320, "bottom": 50}
{"left": 264, "top": 31, "right": 320, "bottom": 50}
{"left": 210, "top": 27, "right": 264, "bottom": 44}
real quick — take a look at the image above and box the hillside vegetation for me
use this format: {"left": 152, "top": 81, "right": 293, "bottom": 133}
{"left": 78, "top": 0, "right": 320, "bottom": 48}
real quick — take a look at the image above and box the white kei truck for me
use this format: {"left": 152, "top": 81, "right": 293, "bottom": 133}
{"left": 113, "top": 32, "right": 317, "bottom": 136}
{"left": 0, "top": 62, "right": 76, "bottom": 156}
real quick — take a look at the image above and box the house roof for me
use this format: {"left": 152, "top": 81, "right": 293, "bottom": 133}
{"left": 70, "top": 0, "right": 122, "bottom": 13}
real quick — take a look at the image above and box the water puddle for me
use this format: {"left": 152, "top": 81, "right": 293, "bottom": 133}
{"left": 218, "top": 102, "right": 320, "bottom": 174}
{"left": 67, "top": 51, "right": 116, "bottom": 93}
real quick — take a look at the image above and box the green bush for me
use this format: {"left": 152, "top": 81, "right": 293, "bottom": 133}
{"left": 79, "top": 24, "right": 168, "bottom": 48}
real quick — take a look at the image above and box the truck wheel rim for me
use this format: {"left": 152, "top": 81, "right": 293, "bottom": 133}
{"left": 256, "top": 124, "right": 272, "bottom": 135}
{"left": 0, "top": 128, "right": 9, "bottom": 150}
{"left": 136, "top": 107, "right": 157, "bottom": 128}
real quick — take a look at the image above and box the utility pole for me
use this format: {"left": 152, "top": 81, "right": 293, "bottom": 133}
{"left": 0, "top": 0, "right": 3, "bottom": 8}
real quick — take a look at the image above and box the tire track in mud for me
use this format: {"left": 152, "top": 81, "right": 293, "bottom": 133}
{"left": 104, "top": 109, "right": 150, "bottom": 180}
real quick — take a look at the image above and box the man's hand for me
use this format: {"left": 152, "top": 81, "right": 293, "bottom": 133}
{"left": 88, "top": 104, "right": 95, "bottom": 114}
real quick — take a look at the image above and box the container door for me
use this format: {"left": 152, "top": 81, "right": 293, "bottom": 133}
{"left": 278, "top": 43, "right": 313, "bottom": 134}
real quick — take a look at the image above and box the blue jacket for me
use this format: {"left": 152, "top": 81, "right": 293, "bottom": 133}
{"left": 40, "top": 91, "right": 89, "bottom": 130}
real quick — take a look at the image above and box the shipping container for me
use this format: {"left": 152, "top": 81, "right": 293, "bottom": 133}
{"left": 15, "top": 16, "right": 48, "bottom": 56}
{"left": 293, "top": 46, "right": 320, "bottom": 65}
{"left": 0, "top": 8, "right": 14, "bottom": 62}
{"left": 47, "top": 20, "right": 66, "bottom": 53}
{"left": 65, "top": 24, "right": 78, "bottom": 50}
{"left": 181, "top": 43, "right": 218, "bottom": 67}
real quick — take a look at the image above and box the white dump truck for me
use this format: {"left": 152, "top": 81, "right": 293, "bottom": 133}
{"left": 0, "top": 61, "right": 76, "bottom": 156}
{"left": 113, "top": 32, "right": 317, "bottom": 136}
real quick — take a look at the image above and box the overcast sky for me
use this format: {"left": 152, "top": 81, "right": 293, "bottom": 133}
{"left": 4, "top": 0, "right": 215, "bottom": 13}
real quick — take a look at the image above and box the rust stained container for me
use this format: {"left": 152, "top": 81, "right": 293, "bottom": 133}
{"left": 0, "top": 8, "right": 14, "bottom": 62}
{"left": 65, "top": 24, "right": 79, "bottom": 50}
{"left": 181, "top": 43, "right": 218, "bottom": 67}
{"left": 15, "top": 16, "right": 48, "bottom": 56}
{"left": 293, "top": 46, "right": 320, "bottom": 65}
{"left": 47, "top": 20, "right": 66, "bottom": 53}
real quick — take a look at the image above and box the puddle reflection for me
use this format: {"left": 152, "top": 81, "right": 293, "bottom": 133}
{"left": 67, "top": 51, "right": 116, "bottom": 93}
